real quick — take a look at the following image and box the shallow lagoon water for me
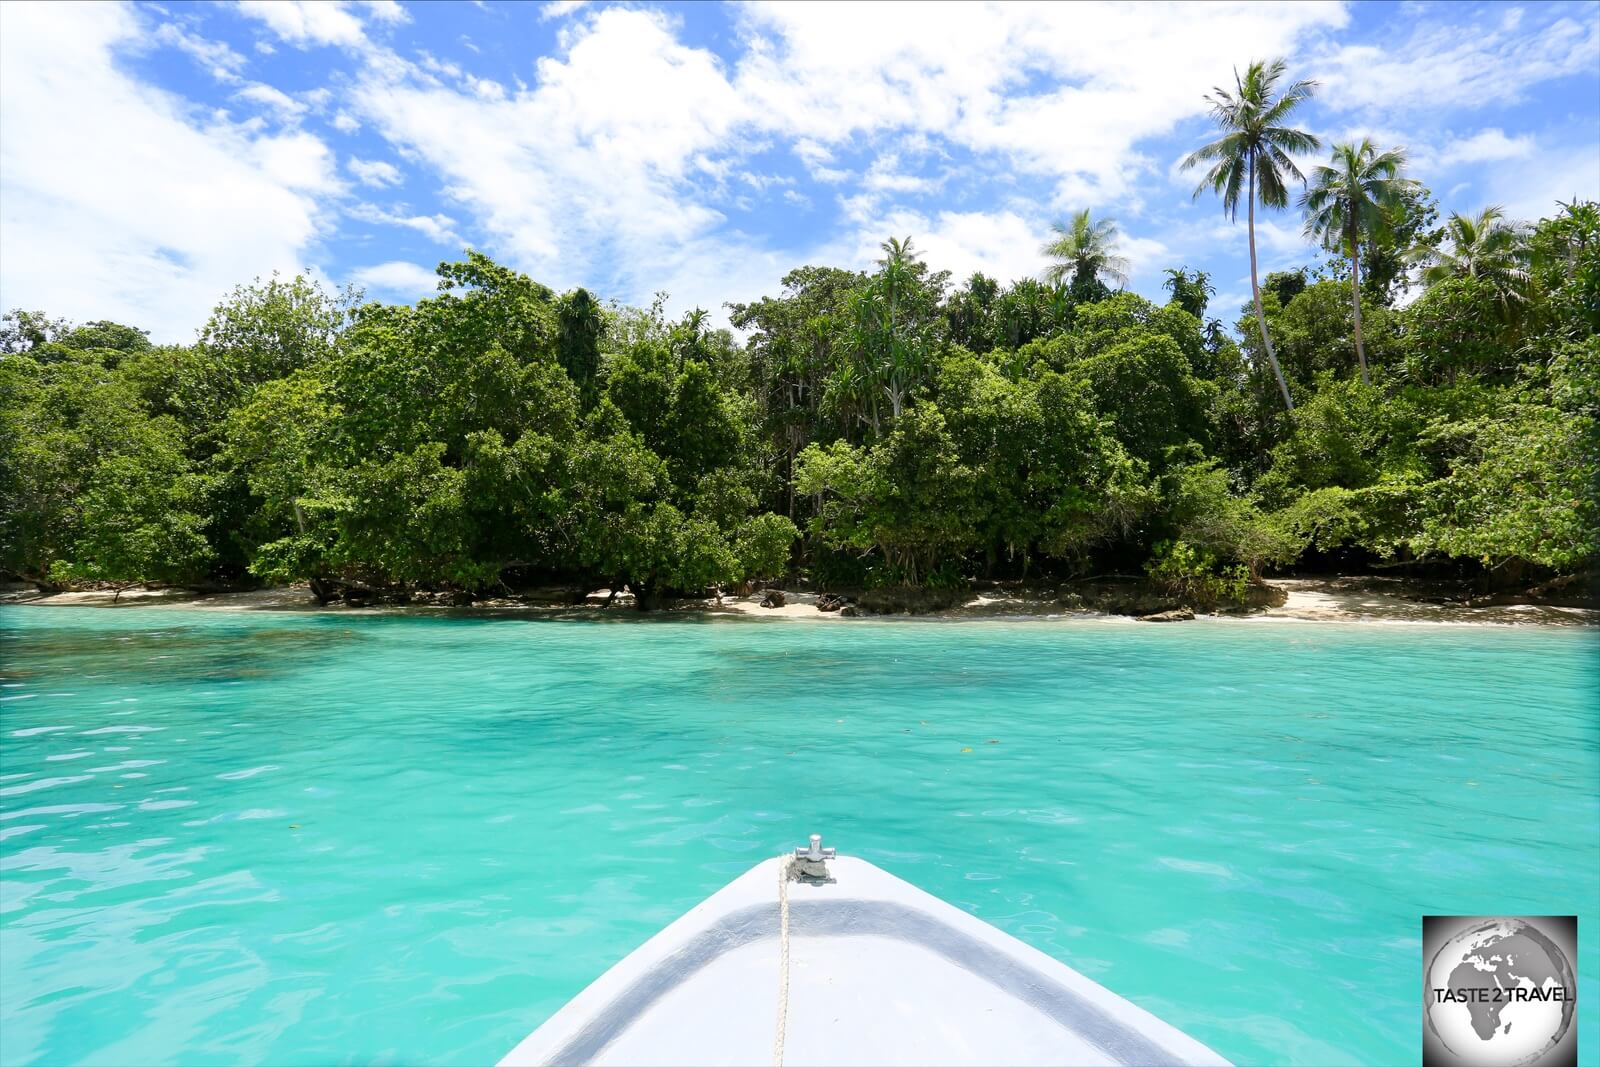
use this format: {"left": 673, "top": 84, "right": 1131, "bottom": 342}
{"left": 1, "top": 605, "right": 1596, "bottom": 1066}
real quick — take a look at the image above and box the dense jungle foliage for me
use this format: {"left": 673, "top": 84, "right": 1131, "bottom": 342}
{"left": 3, "top": 179, "right": 1596, "bottom": 607}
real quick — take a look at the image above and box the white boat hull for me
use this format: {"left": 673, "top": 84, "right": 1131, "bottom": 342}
{"left": 501, "top": 856, "right": 1230, "bottom": 1066}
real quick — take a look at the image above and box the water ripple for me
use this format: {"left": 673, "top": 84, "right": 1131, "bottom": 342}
{"left": 0, "top": 607, "right": 1595, "bottom": 1067}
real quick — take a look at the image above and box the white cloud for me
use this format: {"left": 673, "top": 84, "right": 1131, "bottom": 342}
{"left": 351, "top": 259, "right": 440, "bottom": 296}
{"left": 353, "top": 6, "right": 749, "bottom": 301}
{"left": 253, "top": 131, "right": 341, "bottom": 194}
{"left": 0, "top": 2, "right": 335, "bottom": 341}
{"left": 828, "top": 209, "right": 1046, "bottom": 288}
{"left": 469, "top": 77, "right": 506, "bottom": 102}
{"left": 793, "top": 138, "right": 848, "bottom": 183}
{"left": 540, "top": 1, "right": 589, "bottom": 22}
{"left": 358, "top": 0, "right": 409, "bottom": 25}
{"left": 20, "top": 0, "right": 1582, "bottom": 342}
{"left": 153, "top": 22, "right": 247, "bottom": 83}
{"left": 1120, "top": 234, "right": 1174, "bottom": 284}
{"left": 1213, "top": 288, "right": 1251, "bottom": 319}
{"left": 237, "top": 0, "right": 370, "bottom": 49}
{"left": 1487, "top": 143, "right": 1600, "bottom": 223}
{"left": 864, "top": 153, "right": 937, "bottom": 195}
{"left": 1250, "top": 218, "right": 1312, "bottom": 259}
{"left": 1438, "top": 128, "right": 1536, "bottom": 166}
{"left": 345, "top": 2, "right": 1351, "bottom": 321}
{"left": 349, "top": 157, "right": 404, "bottom": 187}
{"left": 1314, "top": 9, "right": 1600, "bottom": 115}
{"left": 236, "top": 82, "right": 307, "bottom": 118}
{"left": 731, "top": 2, "right": 1347, "bottom": 209}
{"left": 349, "top": 204, "right": 460, "bottom": 244}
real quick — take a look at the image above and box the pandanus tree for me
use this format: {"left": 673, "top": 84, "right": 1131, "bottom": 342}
{"left": 835, "top": 238, "right": 942, "bottom": 439}
{"left": 1415, "top": 206, "right": 1531, "bottom": 322}
{"left": 1042, "top": 209, "right": 1130, "bottom": 300}
{"left": 1182, "top": 58, "right": 1319, "bottom": 410}
{"left": 1301, "top": 139, "right": 1415, "bottom": 385}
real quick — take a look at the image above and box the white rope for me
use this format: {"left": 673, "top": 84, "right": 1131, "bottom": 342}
{"left": 773, "top": 854, "right": 797, "bottom": 1067}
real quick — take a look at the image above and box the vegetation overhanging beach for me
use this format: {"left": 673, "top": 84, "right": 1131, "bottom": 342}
{"left": 3, "top": 19, "right": 1598, "bottom": 1067}
{"left": 4, "top": 60, "right": 1596, "bottom": 620}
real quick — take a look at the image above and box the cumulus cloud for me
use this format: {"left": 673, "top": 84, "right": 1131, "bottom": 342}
{"left": 539, "top": 0, "right": 590, "bottom": 21}
{"left": 358, "top": 0, "right": 410, "bottom": 26}
{"left": 153, "top": 22, "right": 248, "bottom": 83}
{"left": 1313, "top": 7, "right": 1600, "bottom": 115}
{"left": 348, "top": 204, "right": 461, "bottom": 245}
{"left": 884, "top": 210, "right": 1048, "bottom": 286}
{"left": 5, "top": 0, "right": 1594, "bottom": 341}
{"left": 351, "top": 259, "right": 441, "bottom": 296}
{"left": 353, "top": 6, "right": 749, "bottom": 300}
{"left": 1487, "top": 142, "right": 1600, "bottom": 222}
{"left": 237, "top": 0, "right": 371, "bottom": 49}
{"left": 349, "top": 157, "right": 404, "bottom": 187}
{"left": 236, "top": 82, "right": 307, "bottom": 118}
{"left": 344, "top": 2, "right": 1352, "bottom": 320}
{"left": 353, "top": 0, "right": 1587, "bottom": 324}
{"left": 0, "top": 1, "right": 335, "bottom": 341}
{"left": 731, "top": 2, "right": 1348, "bottom": 208}
{"left": 1438, "top": 128, "right": 1536, "bottom": 166}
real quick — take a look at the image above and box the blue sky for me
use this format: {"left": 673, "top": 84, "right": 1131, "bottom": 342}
{"left": 1, "top": 0, "right": 1596, "bottom": 341}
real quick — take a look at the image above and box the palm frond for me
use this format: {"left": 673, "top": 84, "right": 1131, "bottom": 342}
{"left": 1182, "top": 57, "right": 1318, "bottom": 223}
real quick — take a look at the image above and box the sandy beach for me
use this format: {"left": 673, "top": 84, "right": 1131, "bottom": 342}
{"left": 3, "top": 577, "right": 1594, "bottom": 626}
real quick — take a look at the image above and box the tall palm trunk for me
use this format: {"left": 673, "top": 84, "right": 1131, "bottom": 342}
{"left": 1348, "top": 224, "right": 1369, "bottom": 385}
{"left": 1247, "top": 157, "right": 1294, "bottom": 410}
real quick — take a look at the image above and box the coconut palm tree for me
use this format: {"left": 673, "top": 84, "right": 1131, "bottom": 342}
{"left": 1041, "top": 209, "right": 1129, "bottom": 295}
{"left": 1182, "top": 58, "right": 1320, "bottom": 410}
{"left": 1300, "top": 139, "right": 1415, "bottom": 385}
{"left": 1414, "top": 206, "right": 1530, "bottom": 320}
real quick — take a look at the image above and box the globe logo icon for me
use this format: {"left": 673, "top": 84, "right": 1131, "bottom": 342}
{"left": 1425, "top": 918, "right": 1577, "bottom": 1066}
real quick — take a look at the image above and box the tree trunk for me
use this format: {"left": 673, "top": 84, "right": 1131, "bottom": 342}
{"left": 785, "top": 435, "right": 796, "bottom": 519}
{"left": 1350, "top": 231, "right": 1369, "bottom": 385}
{"left": 1248, "top": 158, "right": 1294, "bottom": 410}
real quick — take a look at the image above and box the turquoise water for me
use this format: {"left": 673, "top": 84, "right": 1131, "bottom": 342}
{"left": 1, "top": 607, "right": 1596, "bottom": 1067}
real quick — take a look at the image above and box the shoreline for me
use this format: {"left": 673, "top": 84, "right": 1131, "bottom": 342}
{"left": 2, "top": 578, "right": 1595, "bottom": 628}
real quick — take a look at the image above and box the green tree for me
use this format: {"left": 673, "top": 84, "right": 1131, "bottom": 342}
{"left": 1183, "top": 58, "right": 1320, "bottom": 410}
{"left": 1251, "top": 280, "right": 1402, "bottom": 391}
{"left": 988, "top": 278, "right": 1072, "bottom": 350}
{"left": 1163, "top": 268, "right": 1214, "bottom": 319}
{"left": 1527, "top": 199, "right": 1599, "bottom": 342}
{"left": 834, "top": 238, "right": 947, "bottom": 437}
{"left": 1042, "top": 209, "right": 1129, "bottom": 302}
{"left": 1403, "top": 277, "right": 1512, "bottom": 384}
{"left": 555, "top": 287, "right": 604, "bottom": 410}
{"left": 0, "top": 310, "right": 69, "bottom": 353}
{"left": 1414, "top": 206, "right": 1530, "bottom": 322}
{"left": 0, "top": 350, "right": 210, "bottom": 589}
{"left": 729, "top": 265, "right": 865, "bottom": 514}
{"left": 796, "top": 403, "right": 981, "bottom": 586}
{"left": 1301, "top": 139, "right": 1415, "bottom": 384}
{"left": 55, "top": 448, "right": 212, "bottom": 596}
{"left": 1414, "top": 403, "right": 1596, "bottom": 575}
{"left": 1321, "top": 182, "right": 1439, "bottom": 307}
{"left": 944, "top": 272, "right": 1000, "bottom": 352}
{"left": 1262, "top": 269, "right": 1308, "bottom": 307}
